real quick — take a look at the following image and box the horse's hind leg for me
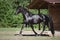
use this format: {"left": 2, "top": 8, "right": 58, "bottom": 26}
{"left": 38, "top": 23, "right": 40, "bottom": 30}
{"left": 30, "top": 24, "right": 38, "bottom": 35}
{"left": 40, "top": 23, "right": 45, "bottom": 35}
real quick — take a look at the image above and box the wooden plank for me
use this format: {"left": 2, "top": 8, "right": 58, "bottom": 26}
{"left": 48, "top": 3, "right": 60, "bottom": 30}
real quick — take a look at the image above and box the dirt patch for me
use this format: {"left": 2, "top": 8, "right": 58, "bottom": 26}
{"left": 0, "top": 30, "right": 60, "bottom": 40}
{"left": 15, "top": 30, "right": 60, "bottom": 36}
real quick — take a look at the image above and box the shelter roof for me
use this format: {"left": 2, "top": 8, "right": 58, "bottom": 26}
{"left": 27, "top": 0, "right": 60, "bottom": 9}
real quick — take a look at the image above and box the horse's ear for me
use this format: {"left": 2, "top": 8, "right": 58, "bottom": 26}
{"left": 16, "top": 5, "right": 22, "bottom": 9}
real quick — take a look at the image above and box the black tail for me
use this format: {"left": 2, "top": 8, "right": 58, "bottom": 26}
{"left": 49, "top": 17, "right": 55, "bottom": 36}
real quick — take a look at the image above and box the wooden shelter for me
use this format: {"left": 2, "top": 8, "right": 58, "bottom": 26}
{"left": 27, "top": 0, "right": 60, "bottom": 30}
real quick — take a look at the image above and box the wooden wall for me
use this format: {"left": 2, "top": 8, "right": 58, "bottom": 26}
{"left": 48, "top": 3, "right": 60, "bottom": 30}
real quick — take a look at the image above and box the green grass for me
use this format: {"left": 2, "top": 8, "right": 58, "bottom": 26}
{"left": 0, "top": 28, "right": 20, "bottom": 31}
{"left": 0, "top": 27, "right": 34, "bottom": 31}
{"left": 0, "top": 28, "right": 60, "bottom": 40}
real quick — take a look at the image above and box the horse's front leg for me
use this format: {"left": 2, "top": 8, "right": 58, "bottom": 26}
{"left": 19, "top": 24, "right": 25, "bottom": 34}
{"left": 30, "top": 24, "right": 38, "bottom": 35}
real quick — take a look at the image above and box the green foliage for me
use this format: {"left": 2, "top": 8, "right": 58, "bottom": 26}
{"left": 40, "top": 9, "right": 48, "bottom": 14}
{"left": 0, "top": 0, "right": 48, "bottom": 28}
{"left": 0, "top": 0, "right": 18, "bottom": 27}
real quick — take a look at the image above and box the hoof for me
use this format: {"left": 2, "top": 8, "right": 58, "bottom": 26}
{"left": 14, "top": 34, "right": 19, "bottom": 36}
{"left": 35, "top": 33, "right": 38, "bottom": 36}
{"left": 14, "top": 34, "right": 22, "bottom": 36}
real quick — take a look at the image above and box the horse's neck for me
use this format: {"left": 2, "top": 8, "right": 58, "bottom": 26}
{"left": 22, "top": 11, "right": 30, "bottom": 20}
{"left": 25, "top": 12, "right": 30, "bottom": 20}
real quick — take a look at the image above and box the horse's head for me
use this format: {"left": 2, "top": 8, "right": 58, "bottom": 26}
{"left": 16, "top": 6, "right": 23, "bottom": 14}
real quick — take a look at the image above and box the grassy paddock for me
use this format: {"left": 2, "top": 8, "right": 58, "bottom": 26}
{"left": 0, "top": 28, "right": 60, "bottom": 40}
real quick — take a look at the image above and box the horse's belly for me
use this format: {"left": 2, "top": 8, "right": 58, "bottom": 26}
{"left": 33, "top": 19, "right": 39, "bottom": 23}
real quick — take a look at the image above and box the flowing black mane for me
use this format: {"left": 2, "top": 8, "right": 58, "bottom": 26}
{"left": 16, "top": 6, "right": 34, "bottom": 16}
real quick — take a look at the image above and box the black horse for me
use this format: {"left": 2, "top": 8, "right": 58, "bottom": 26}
{"left": 16, "top": 6, "right": 55, "bottom": 36}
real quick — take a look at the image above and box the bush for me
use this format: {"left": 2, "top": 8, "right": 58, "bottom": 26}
{"left": 0, "top": 0, "right": 48, "bottom": 28}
